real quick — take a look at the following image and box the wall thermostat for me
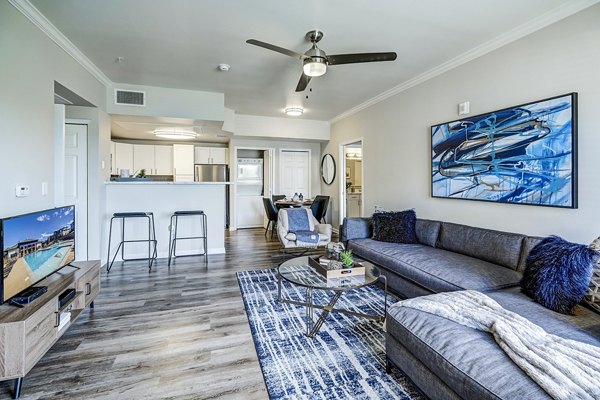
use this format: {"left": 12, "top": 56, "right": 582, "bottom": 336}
{"left": 15, "top": 185, "right": 30, "bottom": 197}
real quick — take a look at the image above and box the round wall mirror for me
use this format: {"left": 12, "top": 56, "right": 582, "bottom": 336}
{"left": 321, "top": 154, "right": 336, "bottom": 185}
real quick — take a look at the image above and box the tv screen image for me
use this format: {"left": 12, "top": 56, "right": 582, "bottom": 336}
{"left": 2, "top": 205, "right": 75, "bottom": 302}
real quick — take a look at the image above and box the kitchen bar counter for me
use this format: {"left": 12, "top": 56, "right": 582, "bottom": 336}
{"left": 105, "top": 182, "right": 227, "bottom": 260}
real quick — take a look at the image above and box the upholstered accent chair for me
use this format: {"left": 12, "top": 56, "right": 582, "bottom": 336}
{"left": 277, "top": 208, "right": 332, "bottom": 249}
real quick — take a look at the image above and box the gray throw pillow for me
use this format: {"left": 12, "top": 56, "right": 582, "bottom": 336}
{"left": 586, "top": 237, "right": 600, "bottom": 313}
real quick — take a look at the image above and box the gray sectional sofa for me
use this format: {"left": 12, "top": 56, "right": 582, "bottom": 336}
{"left": 341, "top": 217, "right": 600, "bottom": 400}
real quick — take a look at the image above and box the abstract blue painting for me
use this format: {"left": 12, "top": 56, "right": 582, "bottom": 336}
{"left": 431, "top": 93, "right": 577, "bottom": 208}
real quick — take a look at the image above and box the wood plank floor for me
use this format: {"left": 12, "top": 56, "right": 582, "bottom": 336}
{"left": 0, "top": 228, "right": 324, "bottom": 400}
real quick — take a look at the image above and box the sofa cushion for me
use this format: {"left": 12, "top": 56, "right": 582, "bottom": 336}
{"left": 517, "top": 236, "right": 543, "bottom": 272}
{"left": 387, "top": 288, "right": 600, "bottom": 400}
{"left": 438, "top": 222, "right": 525, "bottom": 270}
{"left": 372, "top": 210, "right": 418, "bottom": 244}
{"left": 349, "top": 239, "right": 522, "bottom": 293}
{"left": 415, "top": 219, "right": 441, "bottom": 247}
{"left": 341, "top": 217, "right": 372, "bottom": 242}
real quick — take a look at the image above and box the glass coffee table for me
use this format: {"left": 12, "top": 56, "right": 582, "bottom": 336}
{"left": 277, "top": 256, "right": 388, "bottom": 338}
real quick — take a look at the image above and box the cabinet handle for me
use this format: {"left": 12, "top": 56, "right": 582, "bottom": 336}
{"left": 54, "top": 312, "right": 60, "bottom": 328}
{"left": 85, "top": 282, "right": 92, "bottom": 296}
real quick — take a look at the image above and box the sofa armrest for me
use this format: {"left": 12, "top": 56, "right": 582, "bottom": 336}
{"left": 341, "top": 217, "right": 372, "bottom": 243}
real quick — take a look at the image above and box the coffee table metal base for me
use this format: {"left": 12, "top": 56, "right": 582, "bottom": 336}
{"left": 277, "top": 274, "right": 388, "bottom": 338}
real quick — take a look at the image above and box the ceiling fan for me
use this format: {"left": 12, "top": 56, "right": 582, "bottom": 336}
{"left": 246, "top": 30, "right": 397, "bottom": 92}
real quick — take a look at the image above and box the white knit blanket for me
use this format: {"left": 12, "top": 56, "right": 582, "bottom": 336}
{"left": 398, "top": 290, "right": 600, "bottom": 400}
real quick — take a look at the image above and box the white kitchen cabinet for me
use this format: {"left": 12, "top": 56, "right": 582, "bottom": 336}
{"left": 194, "top": 146, "right": 228, "bottom": 164}
{"left": 154, "top": 145, "right": 173, "bottom": 175}
{"left": 173, "top": 144, "right": 195, "bottom": 181}
{"left": 346, "top": 194, "right": 361, "bottom": 218}
{"left": 114, "top": 142, "right": 134, "bottom": 175}
{"left": 133, "top": 144, "right": 155, "bottom": 175}
{"left": 210, "top": 148, "right": 227, "bottom": 164}
{"left": 194, "top": 147, "right": 211, "bottom": 164}
{"left": 110, "top": 141, "right": 117, "bottom": 174}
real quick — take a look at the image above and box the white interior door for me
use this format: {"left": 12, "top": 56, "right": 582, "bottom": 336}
{"left": 280, "top": 150, "right": 310, "bottom": 198}
{"left": 64, "top": 123, "right": 88, "bottom": 260}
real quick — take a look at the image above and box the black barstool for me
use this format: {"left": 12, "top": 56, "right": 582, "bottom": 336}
{"left": 107, "top": 212, "right": 157, "bottom": 273}
{"left": 168, "top": 210, "right": 208, "bottom": 266}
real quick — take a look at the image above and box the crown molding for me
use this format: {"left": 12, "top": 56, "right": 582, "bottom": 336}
{"left": 8, "top": 0, "right": 112, "bottom": 87}
{"left": 330, "top": 0, "right": 600, "bottom": 124}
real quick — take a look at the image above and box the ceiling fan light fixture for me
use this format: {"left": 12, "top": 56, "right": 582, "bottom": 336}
{"left": 303, "top": 58, "right": 327, "bottom": 77}
{"left": 284, "top": 107, "right": 304, "bottom": 117}
{"left": 154, "top": 130, "right": 197, "bottom": 140}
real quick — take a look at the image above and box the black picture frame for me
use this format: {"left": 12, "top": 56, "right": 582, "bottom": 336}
{"left": 430, "top": 92, "right": 578, "bottom": 209}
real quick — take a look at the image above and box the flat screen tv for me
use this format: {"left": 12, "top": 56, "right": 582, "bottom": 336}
{"left": 0, "top": 205, "right": 75, "bottom": 304}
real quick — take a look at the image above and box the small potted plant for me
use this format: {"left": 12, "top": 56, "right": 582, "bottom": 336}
{"left": 340, "top": 250, "right": 354, "bottom": 268}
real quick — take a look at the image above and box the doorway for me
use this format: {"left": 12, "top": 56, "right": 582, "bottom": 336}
{"left": 233, "top": 147, "right": 275, "bottom": 229}
{"left": 340, "top": 140, "right": 363, "bottom": 222}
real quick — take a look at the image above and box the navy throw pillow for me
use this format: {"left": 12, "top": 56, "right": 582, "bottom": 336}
{"left": 521, "top": 236, "right": 596, "bottom": 314}
{"left": 372, "top": 210, "right": 418, "bottom": 244}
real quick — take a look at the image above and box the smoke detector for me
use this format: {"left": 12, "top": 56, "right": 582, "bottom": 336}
{"left": 218, "top": 63, "right": 231, "bottom": 71}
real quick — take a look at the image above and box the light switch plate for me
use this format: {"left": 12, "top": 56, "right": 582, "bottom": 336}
{"left": 15, "top": 185, "right": 30, "bottom": 197}
{"left": 41, "top": 182, "right": 48, "bottom": 196}
{"left": 458, "top": 101, "right": 470, "bottom": 115}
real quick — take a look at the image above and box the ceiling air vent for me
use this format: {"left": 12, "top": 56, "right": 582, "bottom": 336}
{"left": 114, "top": 89, "right": 146, "bottom": 106}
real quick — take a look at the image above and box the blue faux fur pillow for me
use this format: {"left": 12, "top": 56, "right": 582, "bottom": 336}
{"left": 372, "top": 209, "right": 418, "bottom": 244}
{"left": 521, "top": 236, "right": 597, "bottom": 314}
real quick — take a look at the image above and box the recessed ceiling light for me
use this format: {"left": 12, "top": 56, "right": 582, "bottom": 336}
{"left": 154, "top": 130, "right": 197, "bottom": 140}
{"left": 218, "top": 63, "right": 231, "bottom": 71}
{"left": 284, "top": 107, "right": 304, "bottom": 117}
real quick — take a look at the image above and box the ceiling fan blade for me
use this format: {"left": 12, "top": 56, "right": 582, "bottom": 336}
{"left": 327, "top": 52, "right": 397, "bottom": 65}
{"left": 246, "top": 39, "right": 307, "bottom": 60}
{"left": 295, "top": 73, "right": 311, "bottom": 92}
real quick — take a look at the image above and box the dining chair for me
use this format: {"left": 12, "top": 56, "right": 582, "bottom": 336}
{"left": 272, "top": 194, "right": 286, "bottom": 202}
{"left": 262, "top": 197, "right": 279, "bottom": 239}
{"left": 311, "top": 195, "right": 330, "bottom": 223}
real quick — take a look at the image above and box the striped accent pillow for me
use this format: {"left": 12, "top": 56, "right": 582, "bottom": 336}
{"left": 586, "top": 237, "right": 600, "bottom": 313}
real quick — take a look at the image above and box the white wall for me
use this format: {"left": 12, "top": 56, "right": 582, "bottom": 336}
{"left": 0, "top": 1, "right": 106, "bottom": 219}
{"left": 108, "top": 83, "right": 224, "bottom": 121}
{"left": 322, "top": 4, "right": 600, "bottom": 243}
{"left": 229, "top": 137, "right": 322, "bottom": 229}
{"left": 235, "top": 114, "right": 330, "bottom": 141}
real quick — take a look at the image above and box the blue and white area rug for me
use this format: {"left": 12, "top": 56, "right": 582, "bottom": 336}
{"left": 237, "top": 268, "right": 423, "bottom": 399}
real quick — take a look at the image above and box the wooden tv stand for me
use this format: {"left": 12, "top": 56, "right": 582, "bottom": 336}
{"left": 0, "top": 260, "right": 100, "bottom": 399}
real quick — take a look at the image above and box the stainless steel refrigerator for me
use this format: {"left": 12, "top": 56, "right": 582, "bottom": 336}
{"left": 194, "top": 164, "right": 230, "bottom": 227}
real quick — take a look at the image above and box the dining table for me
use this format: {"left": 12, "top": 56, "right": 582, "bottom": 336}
{"left": 274, "top": 199, "right": 313, "bottom": 208}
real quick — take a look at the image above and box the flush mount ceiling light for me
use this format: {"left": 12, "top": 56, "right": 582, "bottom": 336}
{"left": 284, "top": 107, "right": 304, "bottom": 117}
{"left": 154, "top": 130, "right": 197, "bottom": 140}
